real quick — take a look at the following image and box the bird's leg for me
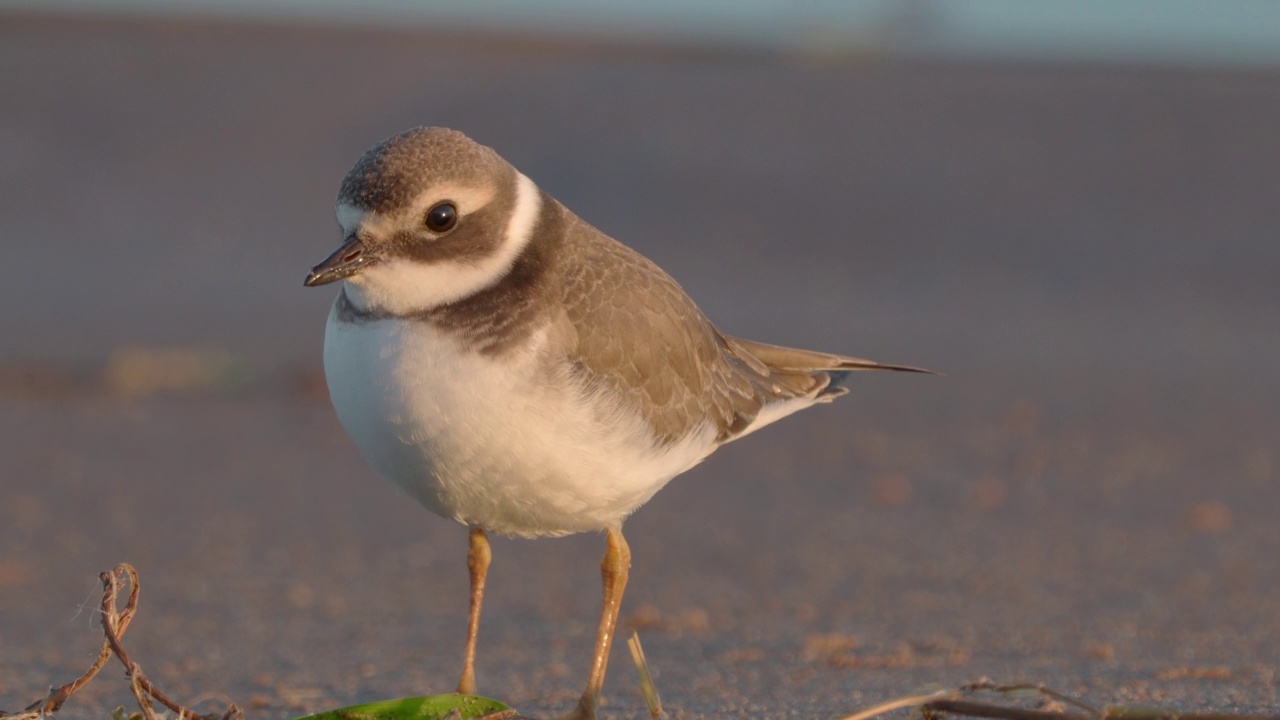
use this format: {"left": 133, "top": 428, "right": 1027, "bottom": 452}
{"left": 565, "top": 526, "right": 631, "bottom": 720}
{"left": 457, "top": 526, "right": 491, "bottom": 696}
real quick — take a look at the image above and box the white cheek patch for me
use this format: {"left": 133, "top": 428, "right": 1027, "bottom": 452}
{"left": 344, "top": 173, "right": 542, "bottom": 315}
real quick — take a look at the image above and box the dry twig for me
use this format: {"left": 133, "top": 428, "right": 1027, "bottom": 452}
{"left": 626, "top": 631, "right": 665, "bottom": 720}
{"left": 4, "top": 564, "right": 242, "bottom": 720}
{"left": 841, "top": 678, "right": 1276, "bottom": 720}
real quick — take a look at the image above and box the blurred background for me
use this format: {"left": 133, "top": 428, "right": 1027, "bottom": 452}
{"left": 2, "top": 2, "right": 1278, "bottom": 719}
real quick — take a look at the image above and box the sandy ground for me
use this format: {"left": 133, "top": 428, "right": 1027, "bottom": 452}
{"left": 2, "top": 11, "right": 1278, "bottom": 719}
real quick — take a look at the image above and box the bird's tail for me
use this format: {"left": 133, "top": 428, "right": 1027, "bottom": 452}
{"left": 726, "top": 335, "right": 936, "bottom": 375}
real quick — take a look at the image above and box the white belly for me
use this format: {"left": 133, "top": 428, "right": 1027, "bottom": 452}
{"left": 322, "top": 302, "right": 716, "bottom": 537}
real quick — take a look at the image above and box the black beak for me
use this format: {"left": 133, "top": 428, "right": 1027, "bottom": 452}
{"left": 305, "top": 235, "right": 375, "bottom": 287}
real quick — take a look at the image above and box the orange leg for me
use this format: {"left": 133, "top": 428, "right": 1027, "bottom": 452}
{"left": 457, "top": 527, "right": 491, "bottom": 696}
{"left": 565, "top": 526, "right": 631, "bottom": 720}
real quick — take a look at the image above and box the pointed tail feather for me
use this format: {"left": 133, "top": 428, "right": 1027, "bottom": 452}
{"left": 832, "top": 357, "right": 939, "bottom": 374}
{"left": 725, "top": 335, "right": 940, "bottom": 376}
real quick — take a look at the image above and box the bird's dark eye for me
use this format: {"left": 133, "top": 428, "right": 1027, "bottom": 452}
{"left": 424, "top": 202, "right": 458, "bottom": 233}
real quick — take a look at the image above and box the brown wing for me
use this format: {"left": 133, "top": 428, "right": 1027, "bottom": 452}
{"left": 559, "top": 216, "right": 843, "bottom": 445}
{"left": 556, "top": 212, "right": 934, "bottom": 447}
{"left": 558, "top": 224, "right": 759, "bottom": 444}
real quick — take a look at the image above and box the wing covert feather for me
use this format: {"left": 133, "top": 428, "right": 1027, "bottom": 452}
{"left": 559, "top": 224, "right": 767, "bottom": 445}
{"left": 552, "top": 212, "right": 927, "bottom": 447}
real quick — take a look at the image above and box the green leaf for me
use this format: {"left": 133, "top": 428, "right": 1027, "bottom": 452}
{"left": 294, "top": 694, "right": 512, "bottom": 720}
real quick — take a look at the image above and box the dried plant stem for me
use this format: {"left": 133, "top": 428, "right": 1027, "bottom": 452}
{"left": 8, "top": 563, "right": 241, "bottom": 720}
{"left": 958, "top": 681, "right": 1102, "bottom": 718}
{"left": 842, "top": 679, "right": 1277, "bottom": 720}
{"left": 837, "top": 689, "right": 954, "bottom": 720}
{"left": 22, "top": 564, "right": 141, "bottom": 715}
{"left": 627, "top": 631, "right": 665, "bottom": 720}
{"left": 925, "top": 699, "right": 1096, "bottom": 720}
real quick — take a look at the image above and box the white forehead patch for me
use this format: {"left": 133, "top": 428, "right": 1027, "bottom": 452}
{"left": 343, "top": 172, "right": 542, "bottom": 315}
{"left": 335, "top": 204, "right": 367, "bottom": 236}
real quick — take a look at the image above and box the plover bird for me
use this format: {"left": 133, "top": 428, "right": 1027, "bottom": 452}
{"left": 305, "top": 127, "right": 930, "bottom": 719}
